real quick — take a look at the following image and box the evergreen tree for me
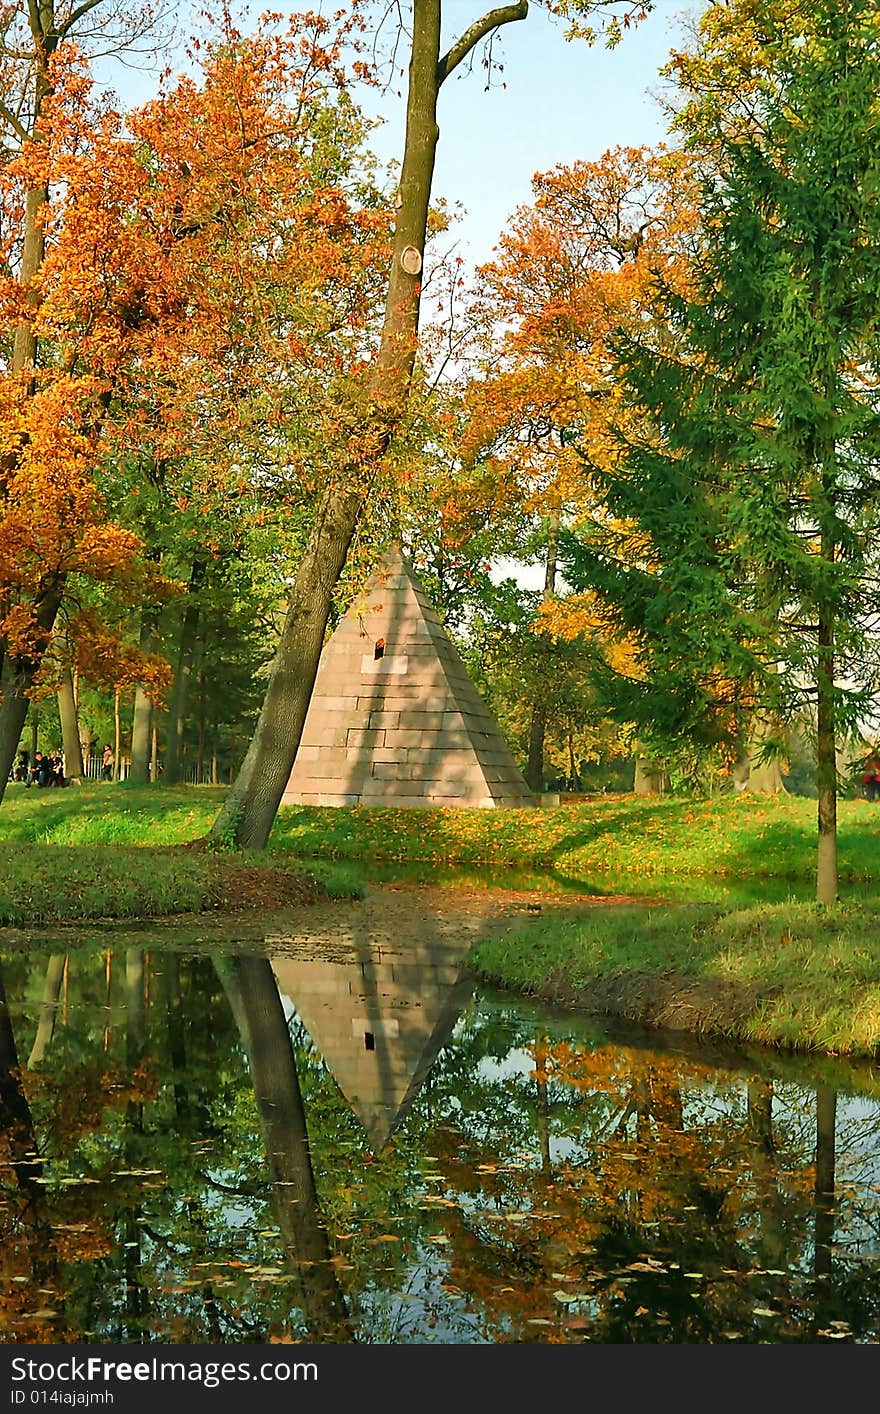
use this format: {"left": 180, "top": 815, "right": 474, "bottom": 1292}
{"left": 563, "top": 0, "right": 880, "bottom": 902}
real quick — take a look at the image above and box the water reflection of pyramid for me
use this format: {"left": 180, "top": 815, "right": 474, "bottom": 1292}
{"left": 272, "top": 940, "right": 473, "bottom": 1151}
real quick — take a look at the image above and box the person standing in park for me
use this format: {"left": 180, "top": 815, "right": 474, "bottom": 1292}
{"left": 863, "top": 757, "right": 880, "bottom": 801}
{"left": 101, "top": 743, "right": 113, "bottom": 781}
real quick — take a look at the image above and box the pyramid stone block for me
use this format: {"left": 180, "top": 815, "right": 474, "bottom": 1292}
{"left": 282, "top": 544, "right": 535, "bottom": 809}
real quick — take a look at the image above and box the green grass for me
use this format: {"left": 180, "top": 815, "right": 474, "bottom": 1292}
{"left": 4, "top": 783, "right": 880, "bottom": 1057}
{"left": 0, "top": 840, "right": 363, "bottom": 926}
{"left": 269, "top": 791, "right": 880, "bottom": 885}
{"left": 0, "top": 781, "right": 223, "bottom": 845}
{"left": 3, "top": 781, "right": 880, "bottom": 892}
{"left": 472, "top": 899, "right": 880, "bottom": 1058}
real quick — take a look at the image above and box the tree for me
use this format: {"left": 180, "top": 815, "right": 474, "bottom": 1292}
{"left": 0, "top": 1, "right": 176, "bottom": 798}
{"left": 208, "top": 0, "right": 655, "bottom": 851}
{"left": 562, "top": 0, "right": 880, "bottom": 900}
{"left": 458, "top": 146, "right": 691, "bottom": 790}
{"left": 0, "top": 9, "right": 389, "bottom": 799}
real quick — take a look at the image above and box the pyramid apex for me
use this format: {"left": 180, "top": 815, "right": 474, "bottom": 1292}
{"left": 378, "top": 540, "right": 409, "bottom": 567}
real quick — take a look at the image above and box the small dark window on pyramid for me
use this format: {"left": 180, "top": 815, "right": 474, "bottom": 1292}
{"left": 374, "top": 638, "right": 385, "bottom": 660}
{"left": 364, "top": 1031, "right": 376, "bottom": 1051}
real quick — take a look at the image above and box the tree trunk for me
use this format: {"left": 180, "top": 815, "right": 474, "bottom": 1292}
{"left": 196, "top": 670, "right": 206, "bottom": 782}
{"left": 816, "top": 605, "right": 837, "bottom": 905}
{"left": 12, "top": 180, "right": 47, "bottom": 381}
{"left": 746, "top": 711, "right": 786, "bottom": 794}
{"left": 129, "top": 616, "right": 157, "bottom": 785}
{"left": 57, "top": 664, "right": 84, "bottom": 783}
{"left": 813, "top": 1085, "right": 836, "bottom": 1283}
{"left": 534, "top": 1034, "right": 551, "bottom": 1176}
{"left": 130, "top": 682, "right": 152, "bottom": 782}
{"left": 27, "top": 955, "right": 67, "bottom": 1068}
{"left": 209, "top": 0, "right": 443, "bottom": 849}
{"left": 0, "top": 580, "right": 64, "bottom": 806}
{"left": 634, "top": 753, "right": 668, "bottom": 796}
{"left": 208, "top": 0, "right": 529, "bottom": 851}
{"left": 113, "top": 686, "right": 121, "bottom": 783}
{"left": 164, "top": 559, "right": 206, "bottom": 785}
{"left": 526, "top": 510, "right": 560, "bottom": 793}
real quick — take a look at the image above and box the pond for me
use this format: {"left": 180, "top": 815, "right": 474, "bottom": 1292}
{"left": 2, "top": 896, "right": 880, "bottom": 1345}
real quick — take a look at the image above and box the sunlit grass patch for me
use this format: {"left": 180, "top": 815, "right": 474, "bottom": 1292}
{"left": 472, "top": 898, "right": 880, "bottom": 1058}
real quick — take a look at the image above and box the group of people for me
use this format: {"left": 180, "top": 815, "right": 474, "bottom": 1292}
{"left": 13, "top": 749, "right": 66, "bottom": 788}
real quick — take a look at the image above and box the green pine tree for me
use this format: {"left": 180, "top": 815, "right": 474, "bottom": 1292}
{"left": 564, "top": 0, "right": 880, "bottom": 902}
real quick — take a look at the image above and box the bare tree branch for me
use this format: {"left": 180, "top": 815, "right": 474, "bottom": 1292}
{"left": 436, "top": 0, "right": 528, "bottom": 86}
{"left": 62, "top": 0, "right": 106, "bottom": 34}
{"left": 0, "top": 99, "right": 29, "bottom": 142}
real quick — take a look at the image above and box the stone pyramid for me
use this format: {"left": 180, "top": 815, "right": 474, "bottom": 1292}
{"left": 281, "top": 544, "right": 535, "bottom": 808}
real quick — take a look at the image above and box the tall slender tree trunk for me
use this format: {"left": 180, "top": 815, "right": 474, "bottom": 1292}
{"left": 113, "top": 686, "right": 121, "bottom": 782}
{"left": 57, "top": 664, "right": 84, "bottom": 783}
{"left": 130, "top": 606, "right": 162, "bottom": 784}
{"left": 209, "top": 0, "right": 529, "bottom": 852}
{"left": 534, "top": 1034, "right": 551, "bottom": 1176}
{"left": 816, "top": 604, "right": 837, "bottom": 905}
{"left": 164, "top": 560, "right": 206, "bottom": 785}
{"left": 813, "top": 1085, "right": 836, "bottom": 1283}
{"left": 27, "top": 955, "right": 67, "bottom": 1068}
{"left": 195, "top": 670, "right": 206, "bottom": 782}
{"left": 526, "top": 509, "right": 560, "bottom": 794}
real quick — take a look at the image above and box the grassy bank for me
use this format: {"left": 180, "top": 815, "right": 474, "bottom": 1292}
{"left": 472, "top": 900, "right": 880, "bottom": 1058}
{"left": 0, "top": 841, "right": 362, "bottom": 926}
{"left": 4, "top": 781, "right": 880, "bottom": 883}
{"left": 273, "top": 793, "right": 880, "bottom": 883}
{"left": 3, "top": 784, "right": 879, "bottom": 1058}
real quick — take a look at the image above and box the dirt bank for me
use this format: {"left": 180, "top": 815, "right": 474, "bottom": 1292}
{"left": 473, "top": 964, "right": 770, "bottom": 1041}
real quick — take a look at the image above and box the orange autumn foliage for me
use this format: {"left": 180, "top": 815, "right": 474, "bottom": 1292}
{"left": 0, "top": 12, "right": 388, "bottom": 763}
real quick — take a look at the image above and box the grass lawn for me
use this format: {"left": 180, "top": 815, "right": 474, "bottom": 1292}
{"left": 270, "top": 790, "right": 880, "bottom": 886}
{"left": 4, "top": 781, "right": 879, "bottom": 884}
{"left": 472, "top": 899, "right": 880, "bottom": 1058}
{"left": 0, "top": 783, "right": 364, "bottom": 923}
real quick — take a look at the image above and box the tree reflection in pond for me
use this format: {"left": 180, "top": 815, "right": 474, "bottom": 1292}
{"left": 1, "top": 945, "right": 880, "bottom": 1343}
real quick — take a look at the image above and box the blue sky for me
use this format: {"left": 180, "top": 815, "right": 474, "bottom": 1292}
{"left": 366, "top": 0, "right": 695, "bottom": 267}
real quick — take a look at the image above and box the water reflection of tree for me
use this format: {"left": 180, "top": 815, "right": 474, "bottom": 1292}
{"left": 0, "top": 959, "right": 61, "bottom": 1340}
{"left": 1, "top": 949, "right": 355, "bottom": 1341}
{"left": 409, "top": 1006, "right": 880, "bottom": 1343}
{"left": 215, "top": 955, "right": 351, "bottom": 1341}
{"left": 4, "top": 951, "right": 880, "bottom": 1344}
